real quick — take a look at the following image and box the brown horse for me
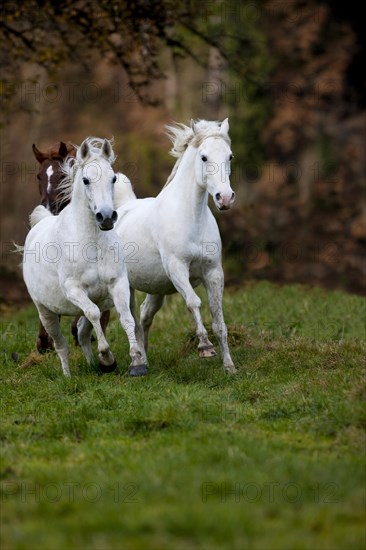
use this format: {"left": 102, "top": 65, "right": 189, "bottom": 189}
{"left": 33, "top": 141, "right": 76, "bottom": 215}
{"left": 32, "top": 141, "right": 110, "bottom": 352}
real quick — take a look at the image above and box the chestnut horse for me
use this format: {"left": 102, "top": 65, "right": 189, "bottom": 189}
{"left": 33, "top": 141, "right": 76, "bottom": 214}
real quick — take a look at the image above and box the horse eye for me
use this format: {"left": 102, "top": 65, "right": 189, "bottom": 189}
{"left": 112, "top": 175, "right": 117, "bottom": 184}
{"left": 229, "top": 154, "right": 233, "bottom": 161}
{"left": 201, "top": 155, "right": 207, "bottom": 162}
{"left": 83, "top": 177, "right": 90, "bottom": 185}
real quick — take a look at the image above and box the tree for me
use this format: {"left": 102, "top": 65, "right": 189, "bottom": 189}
{"left": 0, "top": 0, "right": 266, "bottom": 115}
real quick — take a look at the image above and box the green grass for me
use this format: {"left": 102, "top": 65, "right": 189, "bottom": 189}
{"left": 1, "top": 281, "right": 365, "bottom": 550}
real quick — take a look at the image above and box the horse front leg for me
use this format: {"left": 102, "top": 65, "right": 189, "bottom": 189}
{"left": 203, "top": 266, "right": 236, "bottom": 374}
{"left": 110, "top": 279, "right": 148, "bottom": 377}
{"left": 36, "top": 304, "right": 70, "bottom": 377}
{"left": 166, "top": 258, "right": 216, "bottom": 359}
{"left": 63, "top": 281, "right": 116, "bottom": 372}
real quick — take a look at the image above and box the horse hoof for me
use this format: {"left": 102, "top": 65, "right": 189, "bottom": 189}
{"left": 129, "top": 364, "right": 148, "bottom": 377}
{"left": 225, "top": 366, "right": 237, "bottom": 374}
{"left": 199, "top": 345, "right": 217, "bottom": 358}
{"left": 98, "top": 361, "right": 117, "bottom": 373}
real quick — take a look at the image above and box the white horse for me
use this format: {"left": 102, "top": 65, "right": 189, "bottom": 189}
{"left": 22, "top": 137, "right": 147, "bottom": 377}
{"left": 114, "top": 119, "right": 236, "bottom": 374}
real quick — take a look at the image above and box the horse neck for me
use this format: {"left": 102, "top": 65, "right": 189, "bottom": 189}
{"left": 162, "top": 146, "right": 208, "bottom": 224}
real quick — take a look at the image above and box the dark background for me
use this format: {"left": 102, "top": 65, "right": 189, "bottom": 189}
{"left": 1, "top": 0, "right": 365, "bottom": 306}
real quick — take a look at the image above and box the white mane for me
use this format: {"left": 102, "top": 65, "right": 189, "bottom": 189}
{"left": 59, "top": 137, "right": 116, "bottom": 204}
{"left": 164, "top": 120, "right": 231, "bottom": 187}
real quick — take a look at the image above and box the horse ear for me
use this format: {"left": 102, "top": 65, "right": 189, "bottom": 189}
{"left": 59, "top": 142, "right": 68, "bottom": 158}
{"left": 79, "top": 140, "right": 90, "bottom": 161}
{"left": 32, "top": 144, "right": 48, "bottom": 164}
{"left": 101, "top": 139, "right": 112, "bottom": 160}
{"left": 220, "top": 118, "right": 229, "bottom": 135}
{"left": 190, "top": 119, "right": 197, "bottom": 135}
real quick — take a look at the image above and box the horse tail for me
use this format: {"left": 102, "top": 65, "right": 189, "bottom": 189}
{"left": 114, "top": 173, "right": 136, "bottom": 208}
{"left": 30, "top": 205, "right": 53, "bottom": 227}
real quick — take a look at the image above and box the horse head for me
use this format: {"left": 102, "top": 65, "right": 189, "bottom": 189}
{"left": 192, "top": 118, "right": 235, "bottom": 211}
{"left": 76, "top": 138, "right": 118, "bottom": 231}
{"left": 32, "top": 141, "right": 76, "bottom": 214}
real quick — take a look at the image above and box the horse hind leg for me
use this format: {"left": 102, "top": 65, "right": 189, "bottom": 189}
{"left": 36, "top": 304, "right": 70, "bottom": 377}
{"left": 71, "top": 316, "right": 80, "bottom": 345}
{"left": 130, "top": 288, "right": 147, "bottom": 364}
{"left": 76, "top": 316, "right": 94, "bottom": 366}
{"left": 140, "top": 294, "right": 165, "bottom": 353}
{"left": 71, "top": 310, "right": 110, "bottom": 346}
{"left": 36, "top": 320, "right": 54, "bottom": 353}
{"left": 100, "top": 310, "right": 110, "bottom": 336}
{"left": 203, "top": 268, "right": 236, "bottom": 374}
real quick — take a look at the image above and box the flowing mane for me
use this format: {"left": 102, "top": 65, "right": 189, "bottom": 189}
{"left": 163, "top": 120, "right": 231, "bottom": 187}
{"left": 59, "top": 137, "right": 116, "bottom": 204}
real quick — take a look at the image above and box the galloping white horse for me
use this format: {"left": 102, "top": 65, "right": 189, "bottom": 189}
{"left": 23, "top": 137, "right": 147, "bottom": 377}
{"left": 114, "top": 119, "right": 236, "bottom": 374}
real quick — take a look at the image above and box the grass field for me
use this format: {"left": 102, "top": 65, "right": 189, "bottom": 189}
{"left": 1, "top": 281, "right": 365, "bottom": 550}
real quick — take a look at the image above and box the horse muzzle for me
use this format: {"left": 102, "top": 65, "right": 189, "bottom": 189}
{"left": 214, "top": 191, "right": 236, "bottom": 211}
{"left": 96, "top": 209, "right": 118, "bottom": 231}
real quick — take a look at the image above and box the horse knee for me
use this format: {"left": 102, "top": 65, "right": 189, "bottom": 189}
{"left": 186, "top": 295, "right": 201, "bottom": 312}
{"left": 85, "top": 304, "right": 101, "bottom": 324}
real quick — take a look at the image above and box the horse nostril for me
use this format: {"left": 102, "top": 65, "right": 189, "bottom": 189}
{"left": 111, "top": 210, "right": 118, "bottom": 223}
{"left": 231, "top": 192, "right": 235, "bottom": 200}
{"left": 215, "top": 193, "right": 221, "bottom": 201}
{"left": 96, "top": 212, "right": 104, "bottom": 223}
